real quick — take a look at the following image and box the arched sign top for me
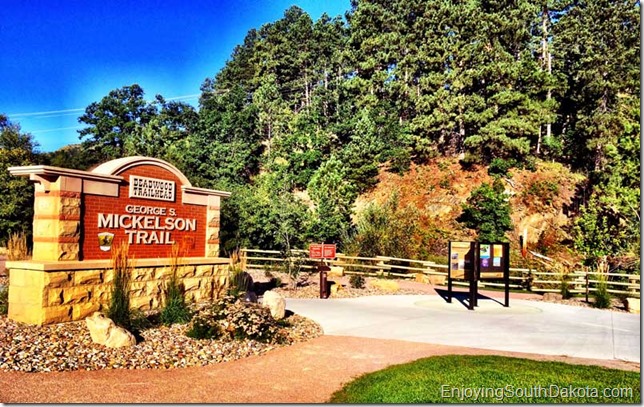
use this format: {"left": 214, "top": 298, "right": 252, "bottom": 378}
{"left": 92, "top": 156, "right": 192, "bottom": 187}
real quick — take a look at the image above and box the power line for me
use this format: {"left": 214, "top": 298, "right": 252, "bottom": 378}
{"left": 6, "top": 94, "right": 202, "bottom": 120}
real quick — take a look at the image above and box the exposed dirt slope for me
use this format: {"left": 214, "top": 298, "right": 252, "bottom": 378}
{"left": 354, "top": 158, "right": 585, "bottom": 263}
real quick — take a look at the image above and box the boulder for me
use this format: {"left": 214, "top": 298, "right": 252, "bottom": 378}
{"left": 85, "top": 312, "right": 136, "bottom": 348}
{"left": 328, "top": 266, "right": 344, "bottom": 277}
{"left": 262, "top": 290, "right": 286, "bottom": 320}
{"left": 370, "top": 279, "right": 399, "bottom": 292}
{"left": 330, "top": 283, "right": 342, "bottom": 296}
{"left": 243, "top": 291, "right": 258, "bottom": 303}
{"left": 415, "top": 273, "right": 430, "bottom": 284}
{"left": 543, "top": 292, "right": 563, "bottom": 301}
{"left": 428, "top": 275, "right": 446, "bottom": 286}
{"left": 626, "top": 297, "right": 640, "bottom": 314}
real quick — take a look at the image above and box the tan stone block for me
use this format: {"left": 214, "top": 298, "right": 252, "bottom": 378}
{"left": 9, "top": 285, "right": 46, "bottom": 306}
{"left": 72, "top": 302, "right": 101, "bottom": 320}
{"left": 60, "top": 286, "right": 92, "bottom": 305}
{"left": 154, "top": 267, "right": 174, "bottom": 280}
{"left": 195, "top": 265, "right": 214, "bottom": 278}
{"left": 35, "top": 197, "right": 59, "bottom": 216}
{"left": 60, "top": 197, "right": 81, "bottom": 210}
{"left": 74, "top": 269, "right": 103, "bottom": 286}
{"left": 177, "top": 265, "right": 196, "bottom": 279}
{"left": 60, "top": 205, "right": 81, "bottom": 217}
{"left": 92, "top": 285, "right": 112, "bottom": 303}
{"left": 130, "top": 295, "right": 155, "bottom": 311}
{"left": 102, "top": 270, "right": 114, "bottom": 285}
{"left": 415, "top": 273, "right": 430, "bottom": 284}
{"left": 58, "top": 220, "right": 80, "bottom": 238}
{"left": 47, "top": 288, "right": 65, "bottom": 306}
{"left": 44, "top": 271, "right": 73, "bottom": 288}
{"left": 131, "top": 267, "right": 155, "bottom": 282}
{"left": 32, "top": 241, "right": 62, "bottom": 261}
{"left": 9, "top": 268, "right": 44, "bottom": 288}
{"left": 182, "top": 277, "right": 202, "bottom": 292}
{"left": 130, "top": 282, "right": 147, "bottom": 298}
{"left": 58, "top": 243, "right": 80, "bottom": 261}
{"left": 206, "top": 246, "right": 220, "bottom": 258}
{"left": 42, "top": 306, "right": 74, "bottom": 324}
{"left": 145, "top": 281, "right": 164, "bottom": 297}
{"left": 8, "top": 302, "right": 44, "bottom": 325}
{"left": 34, "top": 220, "right": 56, "bottom": 237}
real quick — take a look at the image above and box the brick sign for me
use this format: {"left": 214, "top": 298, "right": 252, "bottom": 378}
{"left": 309, "top": 243, "right": 336, "bottom": 259}
{"left": 10, "top": 156, "right": 231, "bottom": 261}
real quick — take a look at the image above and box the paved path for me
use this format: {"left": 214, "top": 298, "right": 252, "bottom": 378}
{"left": 287, "top": 294, "right": 641, "bottom": 363}
{"left": 0, "top": 291, "right": 639, "bottom": 403}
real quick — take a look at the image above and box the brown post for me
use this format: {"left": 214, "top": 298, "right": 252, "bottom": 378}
{"left": 319, "top": 262, "right": 330, "bottom": 299}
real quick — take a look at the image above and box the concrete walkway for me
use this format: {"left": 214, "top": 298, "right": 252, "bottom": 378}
{"left": 287, "top": 293, "right": 641, "bottom": 363}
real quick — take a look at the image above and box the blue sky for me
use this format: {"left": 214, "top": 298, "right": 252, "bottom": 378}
{"left": 1, "top": 0, "right": 350, "bottom": 152}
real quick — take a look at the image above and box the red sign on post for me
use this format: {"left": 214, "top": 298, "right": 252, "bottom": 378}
{"left": 309, "top": 243, "right": 336, "bottom": 259}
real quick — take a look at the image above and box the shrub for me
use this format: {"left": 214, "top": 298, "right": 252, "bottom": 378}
{"left": 343, "top": 192, "right": 420, "bottom": 258}
{"left": 593, "top": 274, "right": 612, "bottom": 309}
{"left": 488, "top": 158, "right": 515, "bottom": 176}
{"left": 160, "top": 245, "right": 191, "bottom": 325}
{"left": 107, "top": 242, "right": 133, "bottom": 330}
{"left": 187, "top": 315, "right": 222, "bottom": 340}
{"left": 457, "top": 178, "right": 513, "bottom": 242}
{"left": 7, "top": 231, "right": 29, "bottom": 261}
{"left": 0, "top": 286, "right": 8, "bottom": 315}
{"left": 349, "top": 275, "right": 366, "bottom": 289}
{"left": 559, "top": 272, "right": 572, "bottom": 299}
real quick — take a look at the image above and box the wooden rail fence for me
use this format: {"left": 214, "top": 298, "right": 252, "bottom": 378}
{"left": 240, "top": 248, "right": 640, "bottom": 298}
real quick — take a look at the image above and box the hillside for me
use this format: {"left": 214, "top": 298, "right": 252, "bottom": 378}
{"left": 354, "top": 158, "right": 585, "bottom": 263}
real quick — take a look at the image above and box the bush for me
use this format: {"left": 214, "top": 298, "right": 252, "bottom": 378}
{"left": 107, "top": 242, "right": 133, "bottom": 330}
{"left": 560, "top": 273, "right": 572, "bottom": 300}
{"left": 187, "top": 296, "right": 286, "bottom": 343}
{"left": 187, "top": 315, "right": 222, "bottom": 340}
{"left": 343, "top": 192, "right": 420, "bottom": 258}
{"left": 160, "top": 245, "right": 191, "bottom": 325}
{"left": 349, "top": 275, "right": 366, "bottom": 289}
{"left": 593, "top": 274, "right": 612, "bottom": 309}
{"left": 0, "top": 286, "right": 8, "bottom": 315}
{"left": 488, "top": 158, "right": 515, "bottom": 176}
{"left": 7, "top": 231, "right": 29, "bottom": 261}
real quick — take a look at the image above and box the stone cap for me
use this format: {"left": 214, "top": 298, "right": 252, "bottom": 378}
{"left": 6, "top": 257, "right": 230, "bottom": 271}
{"left": 8, "top": 165, "right": 123, "bottom": 183}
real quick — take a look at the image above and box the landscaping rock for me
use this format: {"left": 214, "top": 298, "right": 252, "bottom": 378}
{"left": 262, "top": 290, "right": 286, "bottom": 320}
{"left": 543, "top": 293, "right": 563, "bottom": 301}
{"left": 85, "top": 312, "right": 136, "bottom": 348}
{"left": 328, "top": 267, "right": 344, "bottom": 277}
{"left": 369, "top": 279, "right": 399, "bottom": 292}
{"left": 243, "top": 291, "right": 258, "bottom": 303}
{"left": 330, "top": 283, "right": 342, "bottom": 296}
{"left": 415, "top": 273, "right": 430, "bottom": 284}
{"left": 626, "top": 297, "right": 640, "bottom": 314}
{"left": 428, "top": 275, "right": 446, "bottom": 286}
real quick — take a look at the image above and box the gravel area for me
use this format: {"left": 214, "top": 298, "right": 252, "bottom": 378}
{"left": 0, "top": 310, "right": 322, "bottom": 373}
{"left": 250, "top": 270, "right": 432, "bottom": 299}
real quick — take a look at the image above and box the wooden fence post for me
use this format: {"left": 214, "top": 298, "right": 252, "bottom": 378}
{"left": 585, "top": 271, "right": 589, "bottom": 303}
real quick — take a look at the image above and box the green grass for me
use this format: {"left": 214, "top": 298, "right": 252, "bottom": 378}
{"left": 329, "top": 355, "right": 640, "bottom": 404}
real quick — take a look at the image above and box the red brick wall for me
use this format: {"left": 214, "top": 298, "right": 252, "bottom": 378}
{"left": 82, "top": 165, "right": 206, "bottom": 260}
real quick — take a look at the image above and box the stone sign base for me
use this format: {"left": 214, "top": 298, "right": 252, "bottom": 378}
{"left": 7, "top": 257, "right": 229, "bottom": 325}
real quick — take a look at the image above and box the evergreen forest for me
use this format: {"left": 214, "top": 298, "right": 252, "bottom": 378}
{"left": 1, "top": 0, "right": 640, "bottom": 274}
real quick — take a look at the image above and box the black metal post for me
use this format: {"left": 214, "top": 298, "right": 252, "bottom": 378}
{"left": 447, "top": 242, "right": 453, "bottom": 303}
{"left": 504, "top": 242, "right": 510, "bottom": 307}
{"left": 469, "top": 242, "right": 479, "bottom": 310}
